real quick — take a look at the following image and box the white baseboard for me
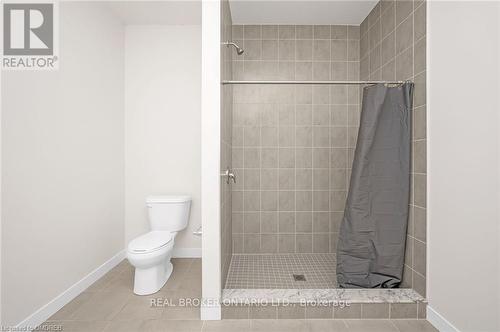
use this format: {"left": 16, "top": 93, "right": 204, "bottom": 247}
{"left": 427, "top": 305, "right": 461, "bottom": 332}
{"left": 200, "top": 303, "right": 221, "bottom": 320}
{"left": 16, "top": 250, "right": 126, "bottom": 331}
{"left": 173, "top": 247, "right": 202, "bottom": 258}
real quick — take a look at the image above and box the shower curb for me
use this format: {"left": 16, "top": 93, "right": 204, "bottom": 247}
{"left": 221, "top": 288, "right": 426, "bottom": 320}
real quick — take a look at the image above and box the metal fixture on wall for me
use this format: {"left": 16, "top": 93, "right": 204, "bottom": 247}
{"left": 222, "top": 168, "right": 236, "bottom": 184}
{"left": 222, "top": 41, "right": 244, "bottom": 55}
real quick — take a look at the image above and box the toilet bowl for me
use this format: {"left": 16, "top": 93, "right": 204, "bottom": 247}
{"left": 127, "top": 195, "right": 191, "bottom": 295}
{"left": 127, "top": 231, "right": 174, "bottom": 295}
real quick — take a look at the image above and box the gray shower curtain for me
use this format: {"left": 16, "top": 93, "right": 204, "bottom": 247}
{"left": 337, "top": 83, "right": 413, "bottom": 288}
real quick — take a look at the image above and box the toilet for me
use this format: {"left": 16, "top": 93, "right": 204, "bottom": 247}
{"left": 127, "top": 195, "right": 191, "bottom": 295}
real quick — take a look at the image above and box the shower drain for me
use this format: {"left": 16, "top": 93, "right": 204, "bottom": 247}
{"left": 293, "top": 274, "right": 306, "bottom": 281}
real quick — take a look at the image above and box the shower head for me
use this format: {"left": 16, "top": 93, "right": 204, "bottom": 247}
{"left": 223, "top": 41, "right": 244, "bottom": 55}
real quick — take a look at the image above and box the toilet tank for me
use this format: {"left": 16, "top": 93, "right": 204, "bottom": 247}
{"left": 146, "top": 195, "right": 191, "bottom": 232}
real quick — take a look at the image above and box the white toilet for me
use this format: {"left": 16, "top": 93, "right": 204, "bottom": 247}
{"left": 127, "top": 195, "right": 191, "bottom": 295}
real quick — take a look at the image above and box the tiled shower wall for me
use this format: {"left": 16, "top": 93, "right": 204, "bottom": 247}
{"left": 220, "top": 0, "right": 233, "bottom": 286}
{"left": 230, "top": 25, "right": 361, "bottom": 254}
{"left": 359, "top": 0, "right": 426, "bottom": 296}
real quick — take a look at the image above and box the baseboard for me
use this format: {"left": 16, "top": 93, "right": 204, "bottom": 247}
{"left": 427, "top": 305, "right": 461, "bottom": 332}
{"left": 173, "top": 247, "right": 202, "bottom": 258}
{"left": 16, "top": 250, "right": 126, "bottom": 331}
{"left": 200, "top": 303, "right": 221, "bottom": 320}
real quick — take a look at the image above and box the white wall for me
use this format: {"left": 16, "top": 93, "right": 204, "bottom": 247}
{"left": 1, "top": 3, "right": 124, "bottom": 326}
{"left": 201, "top": 0, "right": 222, "bottom": 320}
{"left": 124, "top": 25, "right": 201, "bottom": 253}
{"left": 427, "top": 2, "right": 500, "bottom": 331}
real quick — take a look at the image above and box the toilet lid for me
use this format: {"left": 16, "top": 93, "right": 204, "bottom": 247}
{"left": 128, "top": 231, "right": 173, "bottom": 253}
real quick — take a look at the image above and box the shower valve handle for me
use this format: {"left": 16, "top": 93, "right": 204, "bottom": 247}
{"left": 223, "top": 168, "right": 236, "bottom": 184}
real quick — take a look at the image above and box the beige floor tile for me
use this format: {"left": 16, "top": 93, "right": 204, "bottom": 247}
{"left": 84, "top": 271, "right": 119, "bottom": 292}
{"left": 189, "top": 259, "right": 202, "bottom": 274}
{"left": 177, "top": 275, "right": 202, "bottom": 292}
{"left": 153, "top": 319, "right": 203, "bottom": 331}
{"left": 162, "top": 269, "right": 191, "bottom": 290}
{"left": 172, "top": 258, "right": 196, "bottom": 270}
{"left": 306, "top": 319, "right": 348, "bottom": 332}
{"left": 344, "top": 319, "right": 398, "bottom": 332}
{"left": 156, "top": 288, "right": 202, "bottom": 301}
{"left": 251, "top": 319, "right": 309, "bottom": 332}
{"left": 104, "top": 270, "right": 135, "bottom": 294}
{"left": 48, "top": 292, "right": 93, "bottom": 320}
{"left": 113, "top": 295, "right": 163, "bottom": 321}
{"left": 392, "top": 320, "right": 439, "bottom": 332}
{"left": 221, "top": 304, "right": 250, "bottom": 319}
{"left": 71, "top": 291, "right": 131, "bottom": 321}
{"left": 110, "top": 259, "right": 134, "bottom": 275}
{"left": 103, "top": 319, "right": 160, "bottom": 332}
{"left": 162, "top": 305, "right": 200, "bottom": 320}
{"left": 202, "top": 319, "right": 252, "bottom": 332}
{"left": 40, "top": 320, "right": 107, "bottom": 332}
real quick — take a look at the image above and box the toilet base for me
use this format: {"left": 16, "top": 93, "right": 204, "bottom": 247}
{"left": 133, "top": 261, "right": 173, "bottom": 295}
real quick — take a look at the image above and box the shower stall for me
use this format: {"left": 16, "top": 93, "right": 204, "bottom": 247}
{"left": 217, "top": 0, "right": 427, "bottom": 319}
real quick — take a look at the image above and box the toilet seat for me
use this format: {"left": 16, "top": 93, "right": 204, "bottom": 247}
{"left": 128, "top": 231, "right": 173, "bottom": 254}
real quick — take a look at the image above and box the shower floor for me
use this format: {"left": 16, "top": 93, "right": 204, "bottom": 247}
{"left": 224, "top": 253, "right": 337, "bottom": 289}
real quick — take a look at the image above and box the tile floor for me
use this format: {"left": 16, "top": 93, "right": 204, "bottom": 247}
{"left": 39, "top": 258, "right": 438, "bottom": 332}
{"left": 225, "top": 254, "right": 337, "bottom": 289}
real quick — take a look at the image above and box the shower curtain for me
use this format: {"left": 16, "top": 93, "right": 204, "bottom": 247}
{"left": 337, "top": 83, "right": 413, "bottom": 288}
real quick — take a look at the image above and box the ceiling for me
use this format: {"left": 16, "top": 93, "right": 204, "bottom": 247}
{"left": 104, "top": 1, "right": 201, "bottom": 25}
{"left": 229, "top": 0, "right": 378, "bottom": 25}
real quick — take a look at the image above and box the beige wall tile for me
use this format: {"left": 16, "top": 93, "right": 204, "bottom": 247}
{"left": 413, "top": 272, "right": 426, "bottom": 297}
{"left": 296, "top": 233, "right": 313, "bottom": 252}
{"left": 296, "top": 40, "right": 313, "bottom": 60}
{"left": 414, "top": 2, "right": 426, "bottom": 41}
{"left": 334, "top": 304, "right": 362, "bottom": 318}
{"left": 278, "top": 234, "right": 295, "bottom": 253}
{"left": 381, "top": 2, "right": 395, "bottom": 38}
{"left": 313, "top": 233, "right": 330, "bottom": 252}
{"left": 279, "top": 40, "right": 296, "bottom": 61}
{"left": 305, "top": 306, "right": 333, "bottom": 318}
{"left": 361, "top": 303, "right": 390, "bottom": 318}
{"left": 331, "top": 40, "right": 348, "bottom": 61}
{"left": 331, "top": 26, "right": 348, "bottom": 39}
{"left": 244, "top": 25, "right": 261, "bottom": 39}
{"left": 249, "top": 306, "right": 277, "bottom": 319}
{"left": 314, "top": 40, "right": 331, "bottom": 61}
{"left": 262, "top": 25, "right": 278, "bottom": 39}
{"left": 347, "top": 25, "right": 360, "bottom": 40}
{"left": 261, "top": 211, "right": 278, "bottom": 233}
{"left": 278, "top": 305, "right": 306, "bottom": 319}
{"left": 296, "top": 25, "right": 313, "bottom": 39}
{"left": 395, "top": 0, "right": 413, "bottom": 26}
{"left": 278, "top": 25, "right": 296, "bottom": 39}
{"left": 222, "top": 305, "right": 249, "bottom": 319}
{"left": 390, "top": 303, "right": 418, "bottom": 319}
{"left": 414, "top": 240, "right": 426, "bottom": 275}
{"left": 414, "top": 206, "right": 427, "bottom": 242}
{"left": 396, "top": 14, "right": 413, "bottom": 53}
{"left": 296, "top": 212, "right": 313, "bottom": 232}
{"left": 261, "top": 234, "right": 278, "bottom": 253}
{"left": 261, "top": 191, "right": 278, "bottom": 211}
{"left": 417, "top": 302, "right": 427, "bottom": 319}
{"left": 314, "top": 25, "right": 331, "bottom": 39}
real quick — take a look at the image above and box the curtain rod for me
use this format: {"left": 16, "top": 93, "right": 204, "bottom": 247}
{"left": 222, "top": 80, "right": 411, "bottom": 85}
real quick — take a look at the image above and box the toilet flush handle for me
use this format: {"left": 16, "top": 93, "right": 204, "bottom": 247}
{"left": 193, "top": 226, "right": 202, "bottom": 236}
